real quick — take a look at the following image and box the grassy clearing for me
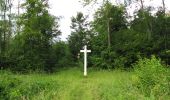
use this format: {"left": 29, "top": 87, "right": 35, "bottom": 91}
{"left": 1, "top": 68, "right": 135, "bottom": 100}
{"left": 2, "top": 67, "right": 169, "bottom": 100}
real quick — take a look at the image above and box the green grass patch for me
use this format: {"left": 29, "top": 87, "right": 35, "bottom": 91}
{"left": 1, "top": 67, "right": 169, "bottom": 100}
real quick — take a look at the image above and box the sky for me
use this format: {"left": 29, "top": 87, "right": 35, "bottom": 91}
{"left": 12, "top": 0, "right": 170, "bottom": 41}
{"left": 49, "top": 0, "right": 88, "bottom": 41}
{"left": 48, "top": 0, "right": 102, "bottom": 41}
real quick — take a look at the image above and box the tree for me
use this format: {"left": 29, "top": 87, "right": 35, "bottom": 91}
{"left": 8, "top": 0, "right": 61, "bottom": 72}
{"left": 0, "top": 0, "right": 13, "bottom": 69}
{"left": 93, "top": 2, "right": 127, "bottom": 45}
{"left": 68, "top": 12, "right": 91, "bottom": 61}
{"left": 90, "top": 3, "right": 128, "bottom": 69}
{"left": 0, "top": 0, "right": 12, "bottom": 54}
{"left": 131, "top": 9, "right": 154, "bottom": 40}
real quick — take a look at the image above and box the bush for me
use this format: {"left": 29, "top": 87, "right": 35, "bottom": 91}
{"left": 132, "top": 55, "right": 170, "bottom": 99}
{"left": 0, "top": 72, "right": 21, "bottom": 99}
{"left": 0, "top": 71, "right": 55, "bottom": 99}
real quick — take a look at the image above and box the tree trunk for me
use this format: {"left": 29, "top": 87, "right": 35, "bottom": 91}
{"left": 17, "top": 0, "right": 20, "bottom": 34}
{"left": 7, "top": 0, "right": 12, "bottom": 49}
{"left": 0, "top": 2, "right": 2, "bottom": 54}
{"left": 162, "top": 0, "right": 165, "bottom": 13}
{"left": 161, "top": 0, "right": 168, "bottom": 64}
{"left": 106, "top": 0, "right": 111, "bottom": 50}
{"left": 107, "top": 18, "right": 111, "bottom": 49}
{"left": 3, "top": 0, "right": 7, "bottom": 54}
{"left": 139, "top": 0, "right": 144, "bottom": 9}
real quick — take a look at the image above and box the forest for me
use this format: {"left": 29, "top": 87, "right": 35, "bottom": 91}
{"left": 0, "top": 0, "right": 170, "bottom": 99}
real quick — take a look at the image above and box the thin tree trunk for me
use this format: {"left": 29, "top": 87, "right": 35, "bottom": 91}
{"left": 17, "top": 0, "right": 20, "bottom": 34}
{"left": 0, "top": 2, "right": 2, "bottom": 54}
{"left": 3, "top": 0, "right": 7, "bottom": 54}
{"left": 162, "top": 0, "right": 168, "bottom": 64}
{"left": 106, "top": 0, "right": 111, "bottom": 50}
{"left": 139, "top": 0, "right": 144, "bottom": 10}
{"left": 107, "top": 18, "right": 111, "bottom": 49}
{"left": 7, "top": 0, "right": 12, "bottom": 49}
{"left": 162, "top": 0, "right": 165, "bottom": 13}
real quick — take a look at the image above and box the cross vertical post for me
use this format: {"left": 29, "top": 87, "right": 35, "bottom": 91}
{"left": 80, "top": 45, "right": 91, "bottom": 76}
{"left": 84, "top": 45, "right": 87, "bottom": 76}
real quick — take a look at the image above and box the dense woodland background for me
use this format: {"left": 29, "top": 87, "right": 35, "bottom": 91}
{"left": 0, "top": 0, "right": 169, "bottom": 72}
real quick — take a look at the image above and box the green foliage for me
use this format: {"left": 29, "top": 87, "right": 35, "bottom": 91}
{"left": 90, "top": 27, "right": 144, "bottom": 69}
{"left": 90, "top": 3, "right": 128, "bottom": 69}
{"left": 68, "top": 12, "right": 92, "bottom": 61}
{"left": 4, "top": 0, "right": 62, "bottom": 72}
{"left": 52, "top": 41, "right": 73, "bottom": 70}
{"left": 0, "top": 0, "right": 169, "bottom": 72}
{"left": 0, "top": 72, "right": 21, "bottom": 99}
{"left": 90, "top": 4, "right": 170, "bottom": 69}
{"left": 132, "top": 56, "right": 170, "bottom": 98}
{"left": 0, "top": 68, "right": 134, "bottom": 100}
{"left": 0, "top": 0, "right": 13, "bottom": 69}
{"left": 92, "top": 2, "right": 126, "bottom": 35}
{"left": 0, "top": 68, "right": 169, "bottom": 99}
{"left": 111, "top": 29, "right": 145, "bottom": 67}
{"left": 0, "top": 71, "right": 59, "bottom": 100}
{"left": 131, "top": 9, "right": 170, "bottom": 65}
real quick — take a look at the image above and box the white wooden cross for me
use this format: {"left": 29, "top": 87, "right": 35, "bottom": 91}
{"left": 80, "top": 45, "right": 91, "bottom": 76}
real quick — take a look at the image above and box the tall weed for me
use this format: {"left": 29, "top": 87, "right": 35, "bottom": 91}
{"left": 132, "top": 56, "right": 170, "bottom": 99}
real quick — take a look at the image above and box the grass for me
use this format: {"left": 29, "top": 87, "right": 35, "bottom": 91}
{"left": 0, "top": 67, "right": 143, "bottom": 100}
{"left": 3, "top": 67, "right": 134, "bottom": 100}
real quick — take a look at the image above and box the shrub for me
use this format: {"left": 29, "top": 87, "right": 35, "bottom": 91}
{"left": 132, "top": 55, "right": 170, "bottom": 99}
{"left": 0, "top": 72, "right": 21, "bottom": 99}
{"left": 89, "top": 50, "right": 114, "bottom": 69}
{"left": 0, "top": 71, "right": 55, "bottom": 99}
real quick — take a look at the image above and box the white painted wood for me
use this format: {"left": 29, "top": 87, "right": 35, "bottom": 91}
{"left": 80, "top": 45, "right": 91, "bottom": 76}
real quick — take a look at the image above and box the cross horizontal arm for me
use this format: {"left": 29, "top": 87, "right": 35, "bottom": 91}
{"left": 87, "top": 50, "right": 91, "bottom": 52}
{"left": 80, "top": 50, "right": 84, "bottom": 52}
